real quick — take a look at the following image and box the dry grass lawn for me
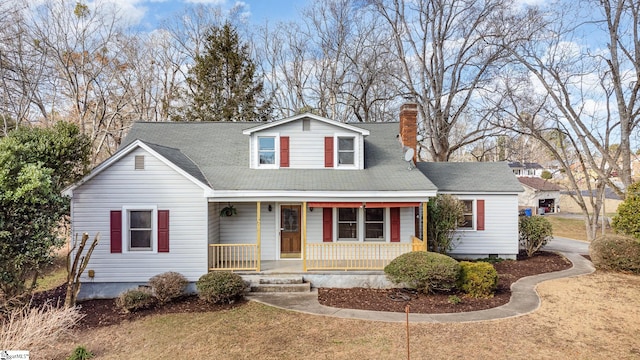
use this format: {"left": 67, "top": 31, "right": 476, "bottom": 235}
{"left": 546, "top": 215, "right": 614, "bottom": 241}
{"left": 39, "top": 271, "right": 640, "bottom": 360}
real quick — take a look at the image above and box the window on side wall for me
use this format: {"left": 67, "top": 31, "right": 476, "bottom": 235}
{"left": 258, "top": 136, "right": 275, "bottom": 165}
{"left": 459, "top": 200, "right": 474, "bottom": 229}
{"left": 365, "top": 208, "right": 384, "bottom": 241}
{"left": 129, "top": 210, "right": 153, "bottom": 250}
{"left": 337, "top": 137, "right": 355, "bottom": 165}
{"left": 338, "top": 208, "right": 358, "bottom": 241}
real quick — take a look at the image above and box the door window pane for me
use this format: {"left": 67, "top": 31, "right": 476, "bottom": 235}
{"left": 282, "top": 208, "right": 299, "bottom": 231}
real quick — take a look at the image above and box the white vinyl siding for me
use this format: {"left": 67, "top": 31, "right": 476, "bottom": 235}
{"left": 248, "top": 119, "right": 365, "bottom": 169}
{"left": 448, "top": 194, "right": 519, "bottom": 258}
{"left": 208, "top": 202, "right": 219, "bottom": 245}
{"left": 218, "top": 202, "right": 278, "bottom": 261}
{"left": 70, "top": 147, "right": 208, "bottom": 283}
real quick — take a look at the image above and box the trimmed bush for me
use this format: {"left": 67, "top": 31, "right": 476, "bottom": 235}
{"left": 457, "top": 261, "right": 498, "bottom": 298}
{"left": 384, "top": 251, "right": 460, "bottom": 293}
{"left": 149, "top": 272, "right": 189, "bottom": 305}
{"left": 115, "top": 288, "right": 156, "bottom": 313}
{"left": 590, "top": 234, "right": 640, "bottom": 274}
{"left": 196, "top": 272, "right": 246, "bottom": 304}
{"left": 519, "top": 216, "right": 553, "bottom": 257}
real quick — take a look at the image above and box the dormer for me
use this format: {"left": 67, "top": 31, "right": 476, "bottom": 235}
{"left": 242, "top": 113, "right": 370, "bottom": 170}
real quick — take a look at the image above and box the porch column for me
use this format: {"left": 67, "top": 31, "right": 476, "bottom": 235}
{"left": 302, "top": 201, "right": 307, "bottom": 272}
{"left": 422, "top": 202, "right": 428, "bottom": 250}
{"left": 256, "top": 202, "right": 261, "bottom": 272}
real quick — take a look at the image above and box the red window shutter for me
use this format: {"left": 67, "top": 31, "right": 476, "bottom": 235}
{"left": 280, "top": 136, "right": 290, "bottom": 167}
{"left": 324, "top": 137, "right": 334, "bottom": 168}
{"left": 390, "top": 208, "right": 401, "bottom": 242}
{"left": 158, "top": 210, "right": 170, "bottom": 252}
{"left": 322, "top": 208, "right": 333, "bottom": 242}
{"left": 110, "top": 210, "right": 122, "bottom": 253}
{"left": 477, "top": 200, "right": 485, "bottom": 231}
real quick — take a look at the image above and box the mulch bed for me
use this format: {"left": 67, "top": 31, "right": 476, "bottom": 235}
{"left": 31, "top": 251, "right": 571, "bottom": 329}
{"left": 319, "top": 251, "right": 572, "bottom": 314}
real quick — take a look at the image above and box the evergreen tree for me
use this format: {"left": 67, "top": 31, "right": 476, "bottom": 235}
{"left": 183, "top": 22, "right": 271, "bottom": 122}
{"left": 0, "top": 122, "right": 90, "bottom": 304}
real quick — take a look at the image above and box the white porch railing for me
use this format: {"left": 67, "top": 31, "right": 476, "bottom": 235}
{"left": 305, "top": 240, "right": 423, "bottom": 271}
{"left": 208, "top": 237, "right": 426, "bottom": 272}
{"left": 208, "top": 244, "right": 259, "bottom": 271}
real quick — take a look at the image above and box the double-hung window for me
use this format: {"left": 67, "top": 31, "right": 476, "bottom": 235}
{"left": 337, "top": 208, "right": 358, "bottom": 241}
{"left": 128, "top": 209, "right": 154, "bottom": 250}
{"left": 364, "top": 208, "right": 384, "bottom": 241}
{"left": 459, "top": 200, "right": 474, "bottom": 229}
{"left": 337, "top": 137, "right": 355, "bottom": 165}
{"left": 258, "top": 136, "right": 276, "bottom": 165}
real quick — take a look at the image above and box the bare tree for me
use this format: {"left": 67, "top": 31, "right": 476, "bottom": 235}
{"left": 494, "top": 0, "right": 640, "bottom": 239}
{"left": 256, "top": 0, "right": 401, "bottom": 122}
{"left": 372, "top": 0, "right": 515, "bottom": 161}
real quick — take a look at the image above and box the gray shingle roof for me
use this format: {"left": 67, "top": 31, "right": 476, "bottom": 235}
{"left": 518, "top": 177, "right": 561, "bottom": 191}
{"left": 416, "top": 162, "right": 523, "bottom": 193}
{"left": 122, "top": 121, "right": 436, "bottom": 193}
{"left": 143, "top": 142, "right": 210, "bottom": 187}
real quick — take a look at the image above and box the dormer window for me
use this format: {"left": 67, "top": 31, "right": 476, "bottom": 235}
{"left": 258, "top": 137, "right": 276, "bottom": 165}
{"left": 338, "top": 137, "right": 355, "bottom": 165}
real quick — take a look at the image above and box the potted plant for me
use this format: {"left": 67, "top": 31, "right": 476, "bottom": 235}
{"left": 220, "top": 203, "right": 237, "bottom": 217}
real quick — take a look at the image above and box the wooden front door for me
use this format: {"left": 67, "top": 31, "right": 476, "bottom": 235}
{"left": 280, "top": 205, "right": 301, "bottom": 258}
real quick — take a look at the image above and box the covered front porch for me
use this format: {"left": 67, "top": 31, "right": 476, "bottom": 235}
{"left": 207, "top": 201, "right": 428, "bottom": 272}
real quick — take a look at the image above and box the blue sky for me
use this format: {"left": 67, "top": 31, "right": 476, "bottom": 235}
{"left": 119, "top": 0, "right": 309, "bottom": 30}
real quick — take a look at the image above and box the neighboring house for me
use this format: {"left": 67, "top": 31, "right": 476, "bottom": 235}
{"left": 417, "top": 162, "right": 523, "bottom": 259}
{"left": 508, "top": 161, "right": 544, "bottom": 177}
{"left": 64, "top": 104, "right": 522, "bottom": 299}
{"left": 517, "top": 177, "right": 561, "bottom": 213}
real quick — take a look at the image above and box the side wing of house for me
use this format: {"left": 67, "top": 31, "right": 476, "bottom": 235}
{"left": 69, "top": 145, "right": 209, "bottom": 298}
{"left": 447, "top": 194, "right": 519, "bottom": 259}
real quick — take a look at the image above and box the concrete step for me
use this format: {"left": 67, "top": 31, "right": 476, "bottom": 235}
{"left": 250, "top": 282, "right": 311, "bottom": 293}
{"left": 258, "top": 276, "right": 304, "bottom": 285}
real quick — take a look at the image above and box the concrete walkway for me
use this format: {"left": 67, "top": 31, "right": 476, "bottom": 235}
{"left": 247, "top": 238, "right": 595, "bottom": 323}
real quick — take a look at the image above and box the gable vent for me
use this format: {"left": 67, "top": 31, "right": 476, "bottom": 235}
{"left": 302, "top": 119, "right": 310, "bottom": 131}
{"left": 134, "top": 155, "right": 145, "bottom": 170}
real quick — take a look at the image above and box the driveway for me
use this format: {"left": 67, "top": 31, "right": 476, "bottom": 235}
{"left": 544, "top": 236, "right": 590, "bottom": 255}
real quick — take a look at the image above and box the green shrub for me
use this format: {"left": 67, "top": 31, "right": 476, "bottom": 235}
{"left": 448, "top": 295, "right": 462, "bottom": 304}
{"left": 612, "top": 182, "right": 640, "bottom": 240}
{"left": 540, "top": 170, "right": 552, "bottom": 180}
{"left": 427, "top": 194, "right": 465, "bottom": 254}
{"left": 196, "top": 272, "right": 246, "bottom": 304}
{"left": 519, "top": 216, "right": 553, "bottom": 257}
{"left": 384, "top": 251, "right": 460, "bottom": 293}
{"left": 115, "top": 288, "right": 156, "bottom": 313}
{"left": 149, "top": 271, "right": 189, "bottom": 305}
{"left": 67, "top": 346, "right": 94, "bottom": 360}
{"left": 457, "top": 261, "right": 498, "bottom": 298}
{"left": 590, "top": 234, "right": 640, "bottom": 274}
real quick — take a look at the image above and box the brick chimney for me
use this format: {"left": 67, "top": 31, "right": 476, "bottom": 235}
{"left": 399, "top": 103, "right": 418, "bottom": 162}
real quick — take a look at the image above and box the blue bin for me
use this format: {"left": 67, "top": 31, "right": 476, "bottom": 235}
{"left": 524, "top": 208, "right": 532, "bottom": 217}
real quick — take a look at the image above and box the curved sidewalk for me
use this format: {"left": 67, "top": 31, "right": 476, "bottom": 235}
{"left": 247, "top": 238, "right": 595, "bottom": 323}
